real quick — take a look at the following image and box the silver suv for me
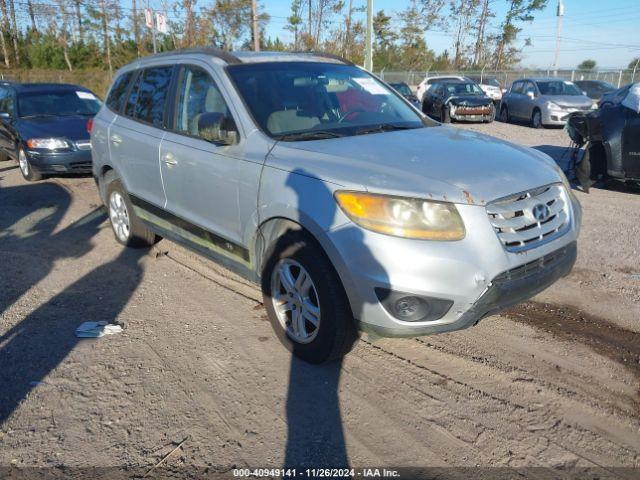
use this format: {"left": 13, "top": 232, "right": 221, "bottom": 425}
{"left": 91, "top": 49, "right": 581, "bottom": 363}
{"left": 500, "top": 77, "right": 594, "bottom": 128}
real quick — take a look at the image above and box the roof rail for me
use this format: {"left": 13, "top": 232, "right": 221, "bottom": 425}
{"left": 145, "top": 47, "right": 242, "bottom": 65}
{"left": 290, "top": 51, "right": 354, "bottom": 66}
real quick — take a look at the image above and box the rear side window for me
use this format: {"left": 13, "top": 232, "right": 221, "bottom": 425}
{"left": 106, "top": 72, "right": 133, "bottom": 112}
{"left": 124, "top": 66, "right": 173, "bottom": 127}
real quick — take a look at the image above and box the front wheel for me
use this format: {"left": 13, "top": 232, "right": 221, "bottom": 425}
{"left": 18, "top": 148, "right": 42, "bottom": 181}
{"left": 531, "top": 109, "right": 543, "bottom": 129}
{"left": 262, "top": 231, "right": 358, "bottom": 364}
{"left": 441, "top": 105, "right": 451, "bottom": 123}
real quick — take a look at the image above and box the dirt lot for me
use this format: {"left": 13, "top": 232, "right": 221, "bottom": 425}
{"left": 0, "top": 121, "right": 639, "bottom": 479}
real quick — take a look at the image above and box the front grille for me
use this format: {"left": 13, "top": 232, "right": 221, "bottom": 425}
{"left": 493, "top": 242, "right": 575, "bottom": 284}
{"left": 69, "top": 161, "right": 92, "bottom": 170}
{"left": 486, "top": 183, "right": 570, "bottom": 252}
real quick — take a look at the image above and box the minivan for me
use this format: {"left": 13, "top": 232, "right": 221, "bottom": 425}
{"left": 91, "top": 49, "right": 581, "bottom": 363}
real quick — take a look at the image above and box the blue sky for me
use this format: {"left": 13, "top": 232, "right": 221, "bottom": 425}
{"left": 147, "top": 0, "right": 640, "bottom": 69}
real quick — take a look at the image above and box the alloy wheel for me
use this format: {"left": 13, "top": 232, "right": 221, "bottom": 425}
{"left": 270, "top": 258, "right": 321, "bottom": 344}
{"left": 18, "top": 149, "right": 29, "bottom": 176}
{"left": 109, "top": 191, "right": 131, "bottom": 243}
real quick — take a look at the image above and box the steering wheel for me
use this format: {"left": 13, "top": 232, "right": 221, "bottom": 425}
{"left": 338, "top": 108, "right": 366, "bottom": 123}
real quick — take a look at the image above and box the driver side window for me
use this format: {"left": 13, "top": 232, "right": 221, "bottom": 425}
{"left": 174, "top": 65, "right": 231, "bottom": 142}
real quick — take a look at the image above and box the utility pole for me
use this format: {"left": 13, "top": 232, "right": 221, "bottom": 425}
{"left": 251, "top": 0, "right": 259, "bottom": 51}
{"left": 552, "top": 0, "right": 564, "bottom": 76}
{"left": 364, "top": 0, "right": 373, "bottom": 71}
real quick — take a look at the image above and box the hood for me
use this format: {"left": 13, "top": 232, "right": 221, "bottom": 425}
{"left": 268, "top": 126, "right": 562, "bottom": 206}
{"left": 16, "top": 115, "right": 93, "bottom": 142}
{"left": 447, "top": 95, "right": 492, "bottom": 107}
{"left": 541, "top": 94, "right": 593, "bottom": 109}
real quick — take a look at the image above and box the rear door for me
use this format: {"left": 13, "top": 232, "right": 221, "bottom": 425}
{"left": 159, "top": 62, "right": 258, "bottom": 254}
{"left": 109, "top": 65, "right": 174, "bottom": 209}
{"left": 0, "top": 87, "right": 15, "bottom": 156}
{"left": 507, "top": 81, "right": 525, "bottom": 118}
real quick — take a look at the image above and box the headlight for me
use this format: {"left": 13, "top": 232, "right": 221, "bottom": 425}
{"left": 334, "top": 191, "right": 465, "bottom": 241}
{"left": 26, "top": 138, "right": 69, "bottom": 149}
{"left": 545, "top": 101, "right": 561, "bottom": 110}
{"left": 590, "top": 103, "right": 598, "bottom": 110}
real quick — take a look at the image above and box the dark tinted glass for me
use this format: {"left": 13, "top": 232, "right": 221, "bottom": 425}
{"left": 124, "top": 73, "right": 141, "bottom": 117}
{"left": 106, "top": 72, "right": 133, "bottom": 112}
{"left": 536, "top": 81, "right": 581, "bottom": 96}
{"left": 18, "top": 90, "right": 101, "bottom": 117}
{"left": 133, "top": 67, "right": 173, "bottom": 126}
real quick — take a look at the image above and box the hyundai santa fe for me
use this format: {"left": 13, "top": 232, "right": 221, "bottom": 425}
{"left": 91, "top": 49, "right": 581, "bottom": 364}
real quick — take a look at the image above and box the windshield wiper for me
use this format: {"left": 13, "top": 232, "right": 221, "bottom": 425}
{"left": 275, "top": 130, "right": 345, "bottom": 141}
{"left": 354, "top": 123, "right": 419, "bottom": 136}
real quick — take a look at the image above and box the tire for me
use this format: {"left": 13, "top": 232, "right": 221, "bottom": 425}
{"left": 531, "top": 108, "right": 543, "bottom": 129}
{"left": 261, "top": 230, "right": 359, "bottom": 364}
{"left": 441, "top": 105, "right": 451, "bottom": 123}
{"left": 104, "top": 173, "right": 158, "bottom": 248}
{"left": 18, "top": 147, "right": 42, "bottom": 181}
{"left": 500, "top": 105, "right": 510, "bottom": 123}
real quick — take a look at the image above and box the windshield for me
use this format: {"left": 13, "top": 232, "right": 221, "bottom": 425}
{"left": 443, "top": 82, "right": 484, "bottom": 96}
{"left": 18, "top": 90, "right": 101, "bottom": 117}
{"left": 536, "top": 81, "right": 582, "bottom": 96}
{"left": 227, "top": 62, "right": 427, "bottom": 139}
{"left": 390, "top": 83, "right": 412, "bottom": 97}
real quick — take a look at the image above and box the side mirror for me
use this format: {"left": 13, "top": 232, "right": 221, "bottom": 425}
{"left": 526, "top": 91, "right": 535, "bottom": 100}
{"left": 197, "top": 112, "right": 238, "bottom": 145}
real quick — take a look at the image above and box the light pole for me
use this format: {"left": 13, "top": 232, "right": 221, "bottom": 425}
{"left": 552, "top": 0, "right": 564, "bottom": 76}
{"left": 364, "top": 0, "right": 373, "bottom": 71}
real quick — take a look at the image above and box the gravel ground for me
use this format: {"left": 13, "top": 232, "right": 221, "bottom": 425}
{"left": 0, "top": 120, "right": 639, "bottom": 479}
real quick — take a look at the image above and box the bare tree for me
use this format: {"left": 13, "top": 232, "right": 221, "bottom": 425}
{"left": 472, "top": 0, "right": 493, "bottom": 67}
{"left": 7, "top": 0, "right": 18, "bottom": 65}
{"left": 448, "top": 0, "right": 480, "bottom": 68}
{"left": 0, "top": 0, "right": 10, "bottom": 67}
{"left": 132, "top": 0, "right": 140, "bottom": 56}
{"left": 493, "top": 0, "right": 547, "bottom": 69}
{"left": 57, "top": 1, "right": 73, "bottom": 71}
{"left": 99, "top": 0, "right": 113, "bottom": 76}
{"left": 182, "top": 0, "right": 195, "bottom": 47}
{"left": 27, "top": 0, "right": 37, "bottom": 32}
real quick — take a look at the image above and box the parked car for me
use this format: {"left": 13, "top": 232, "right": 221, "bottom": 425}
{"left": 92, "top": 49, "right": 581, "bottom": 364}
{"left": 422, "top": 80, "right": 494, "bottom": 123}
{"left": 499, "top": 77, "right": 594, "bottom": 128}
{"left": 568, "top": 83, "right": 640, "bottom": 187}
{"left": 388, "top": 82, "right": 421, "bottom": 108}
{"left": 573, "top": 80, "right": 616, "bottom": 102}
{"left": 0, "top": 81, "right": 101, "bottom": 181}
{"left": 598, "top": 83, "right": 634, "bottom": 108}
{"left": 416, "top": 75, "right": 465, "bottom": 103}
{"left": 466, "top": 75, "right": 503, "bottom": 104}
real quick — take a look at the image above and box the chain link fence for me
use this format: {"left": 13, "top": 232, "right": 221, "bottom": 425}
{"left": 0, "top": 69, "right": 112, "bottom": 97}
{"left": 377, "top": 69, "right": 639, "bottom": 90}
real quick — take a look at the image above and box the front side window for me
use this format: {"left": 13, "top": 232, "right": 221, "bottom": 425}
{"left": 536, "top": 80, "right": 582, "bottom": 96}
{"left": 523, "top": 82, "right": 537, "bottom": 96}
{"left": 106, "top": 71, "right": 133, "bottom": 112}
{"left": 174, "top": 65, "right": 231, "bottom": 141}
{"left": 18, "top": 89, "right": 101, "bottom": 117}
{"left": 511, "top": 82, "right": 523, "bottom": 94}
{"left": 125, "top": 66, "right": 173, "bottom": 127}
{"left": 228, "top": 62, "right": 429, "bottom": 139}
{"left": 0, "top": 87, "right": 13, "bottom": 116}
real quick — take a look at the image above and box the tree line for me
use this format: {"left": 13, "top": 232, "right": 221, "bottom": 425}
{"left": 1, "top": 0, "right": 554, "bottom": 73}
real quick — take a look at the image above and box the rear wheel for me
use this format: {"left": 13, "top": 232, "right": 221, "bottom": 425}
{"left": 18, "top": 148, "right": 42, "bottom": 181}
{"left": 262, "top": 231, "right": 358, "bottom": 364}
{"left": 105, "top": 175, "right": 158, "bottom": 248}
{"left": 500, "top": 105, "right": 510, "bottom": 123}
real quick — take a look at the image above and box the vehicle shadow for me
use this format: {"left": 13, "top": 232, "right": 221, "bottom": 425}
{"left": 0, "top": 181, "right": 146, "bottom": 426}
{"left": 0, "top": 164, "right": 18, "bottom": 173}
{"left": 281, "top": 169, "right": 389, "bottom": 469}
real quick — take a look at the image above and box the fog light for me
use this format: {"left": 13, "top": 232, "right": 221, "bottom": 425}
{"left": 376, "top": 288, "right": 453, "bottom": 322}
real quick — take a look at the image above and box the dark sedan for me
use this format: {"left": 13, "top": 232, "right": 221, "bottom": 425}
{"left": 422, "top": 80, "right": 494, "bottom": 123}
{"left": 389, "top": 82, "right": 421, "bottom": 109}
{"left": 574, "top": 80, "right": 616, "bottom": 101}
{"left": 0, "top": 81, "right": 101, "bottom": 181}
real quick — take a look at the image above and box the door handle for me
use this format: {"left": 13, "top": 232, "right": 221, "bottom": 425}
{"left": 110, "top": 134, "right": 122, "bottom": 145}
{"left": 163, "top": 152, "right": 177, "bottom": 166}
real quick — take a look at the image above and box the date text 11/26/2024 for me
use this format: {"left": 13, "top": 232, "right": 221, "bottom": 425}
{"left": 232, "top": 468, "right": 400, "bottom": 477}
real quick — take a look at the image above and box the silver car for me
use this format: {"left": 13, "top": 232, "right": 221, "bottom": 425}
{"left": 91, "top": 50, "right": 581, "bottom": 363}
{"left": 500, "top": 77, "right": 595, "bottom": 128}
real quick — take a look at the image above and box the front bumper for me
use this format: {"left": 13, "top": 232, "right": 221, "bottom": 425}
{"left": 24, "top": 148, "right": 92, "bottom": 174}
{"left": 542, "top": 107, "right": 593, "bottom": 126}
{"left": 325, "top": 194, "right": 581, "bottom": 337}
{"left": 450, "top": 105, "right": 494, "bottom": 122}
